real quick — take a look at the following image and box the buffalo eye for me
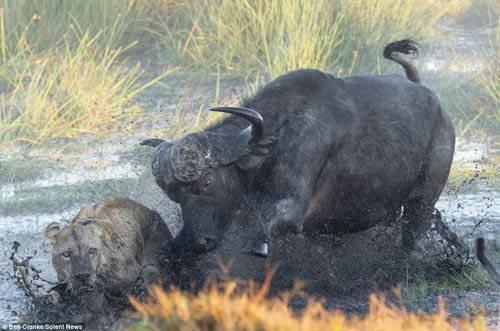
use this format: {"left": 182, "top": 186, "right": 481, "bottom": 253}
{"left": 204, "top": 179, "right": 212, "bottom": 189}
{"left": 62, "top": 251, "right": 72, "bottom": 258}
{"left": 191, "top": 177, "right": 213, "bottom": 196}
{"left": 88, "top": 248, "right": 98, "bottom": 256}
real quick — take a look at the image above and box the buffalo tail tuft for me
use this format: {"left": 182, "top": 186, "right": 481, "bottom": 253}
{"left": 383, "top": 39, "right": 419, "bottom": 59}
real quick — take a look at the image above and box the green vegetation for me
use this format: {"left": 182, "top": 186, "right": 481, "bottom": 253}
{"left": 402, "top": 267, "right": 494, "bottom": 304}
{"left": 475, "top": 21, "right": 500, "bottom": 133}
{"left": 444, "top": 18, "right": 500, "bottom": 136}
{"left": 0, "top": 0, "right": 498, "bottom": 150}
{"left": 152, "top": 0, "right": 468, "bottom": 78}
{"left": 0, "top": 156, "right": 51, "bottom": 183}
{"left": 0, "top": 29, "right": 171, "bottom": 146}
{"left": 0, "top": 177, "right": 138, "bottom": 215}
{"left": 448, "top": 155, "right": 500, "bottom": 187}
{"left": 0, "top": 0, "right": 172, "bottom": 147}
{"left": 0, "top": 0, "right": 138, "bottom": 51}
{"left": 455, "top": 0, "right": 499, "bottom": 27}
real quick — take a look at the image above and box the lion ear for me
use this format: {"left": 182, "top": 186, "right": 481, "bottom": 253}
{"left": 44, "top": 222, "right": 61, "bottom": 245}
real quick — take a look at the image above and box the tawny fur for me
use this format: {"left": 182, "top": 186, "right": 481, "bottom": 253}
{"left": 45, "top": 197, "right": 172, "bottom": 295}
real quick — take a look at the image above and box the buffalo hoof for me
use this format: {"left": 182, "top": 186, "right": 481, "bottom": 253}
{"left": 269, "top": 199, "right": 304, "bottom": 238}
{"left": 242, "top": 242, "right": 268, "bottom": 258}
{"left": 270, "top": 220, "right": 302, "bottom": 238}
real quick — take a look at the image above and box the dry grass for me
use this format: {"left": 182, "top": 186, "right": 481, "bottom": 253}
{"left": 0, "top": 0, "right": 493, "bottom": 149}
{"left": 448, "top": 155, "right": 500, "bottom": 184}
{"left": 149, "top": 78, "right": 244, "bottom": 140}
{"left": 444, "top": 10, "right": 500, "bottom": 135}
{"left": 475, "top": 20, "right": 500, "bottom": 132}
{"left": 129, "top": 275, "right": 490, "bottom": 331}
{"left": 0, "top": 0, "right": 140, "bottom": 51}
{"left": 0, "top": 9, "right": 172, "bottom": 147}
{"left": 0, "top": 0, "right": 174, "bottom": 148}
{"left": 154, "top": 0, "right": 469, "bottom": 78}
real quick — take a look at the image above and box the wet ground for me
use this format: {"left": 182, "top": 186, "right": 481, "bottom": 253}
{"left": 1, "top": 25, "right": 500, "bottom": 328}
{"left": 1, "top": 136, "right": 499, "bottom": 326}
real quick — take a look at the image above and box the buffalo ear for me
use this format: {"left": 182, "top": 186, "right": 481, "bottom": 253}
{"left": 236, "top": 134, "right": 277, "bottom": 170}
{"left": 44, "top": 222, "right": 61, "bottom": 245}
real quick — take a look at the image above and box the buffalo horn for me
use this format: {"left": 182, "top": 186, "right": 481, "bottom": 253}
{"left": 209, "top": 106, "right": 263, "bottom": 144}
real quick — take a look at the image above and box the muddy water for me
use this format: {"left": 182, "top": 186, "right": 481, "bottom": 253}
{"left": 1, "top": 137, "right": 499, "bottom": 324}
{"left": 0, "top": 144, "right": 181, "bottom": 323}
{"left": 0, "top": 213, "right": 69, "bottom": 323}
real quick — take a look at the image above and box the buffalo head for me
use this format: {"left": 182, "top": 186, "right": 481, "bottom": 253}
{"left": 142, "top": 107, "right": 272, "bottom": 254}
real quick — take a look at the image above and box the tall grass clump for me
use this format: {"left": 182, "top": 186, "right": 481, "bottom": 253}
{"left": 332, "top": 0, "right": 469, "bottom": 73}
{"left": 0, "top": 0, "right": 145, "bottom": 51}
{"left": 455, "top": 0, "right": 499, "bottom": 27}
{"left": 155, "top": 85, "right": 241, "bottom": 140}
{"left": 475, "top": 20, "right": 500, "bottom": 132}
{"left": 155, "top": 0, "right": 468, "bottom": 78}
{"left": 0, "top": 16, "right": 171, "bottom": 146}
{"left": 130, "top": 276, "right": 489, "bottom": 331}
{"left": 201, "top": 0, "right": 339, "bottom": 79}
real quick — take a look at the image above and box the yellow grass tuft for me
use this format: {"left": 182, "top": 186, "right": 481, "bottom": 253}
{"left": 130, "top": 276, "right": 490, "bottom": 331}
{"left": 156, "top": 0, "right": 470, "bottom": 78}
{"left": 0, "top": 28, "right": 172, "bottom": 147}
{"left": 476, "top": 20, "right": 500, "bottom": 131}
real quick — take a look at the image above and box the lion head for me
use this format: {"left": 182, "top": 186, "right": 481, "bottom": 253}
{"left": 44, "top": 198, "right": 170, "bottom": 294}
{"left": 45, "top": 219, "right": 109, "bottom": 291}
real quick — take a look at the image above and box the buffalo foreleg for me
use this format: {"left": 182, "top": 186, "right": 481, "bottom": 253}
{"left": 269, "top": 198, "right": 305, "bottom": 237}
{"left": 240, "top": 196, "right": 306, "bottom": 257}
{"left": 239, "top": 198, "right": 274, "bottom": 257}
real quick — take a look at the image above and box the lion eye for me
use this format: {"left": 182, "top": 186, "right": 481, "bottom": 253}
{"left": 88, "top": 248, "right": 98, "bottom": 255}
{"left": 62, "top": 251, "right": 71, "bottom": 258}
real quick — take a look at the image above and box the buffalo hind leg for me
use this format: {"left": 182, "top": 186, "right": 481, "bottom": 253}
{"left": 401, "top": 163, "right": 450, "bottom": 252}
{"left": 403, "top": 110, "right": 454, "bottom": 251}
{"left": 402, "top": 198, "right": 434, "bottom": 251}
{"left": 476, "top": 237, "right": 500, "bottom": 284}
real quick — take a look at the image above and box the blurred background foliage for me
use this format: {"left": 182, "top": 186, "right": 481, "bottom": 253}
{"left": 0, "top": 0, "right": 498, "bottom": 147}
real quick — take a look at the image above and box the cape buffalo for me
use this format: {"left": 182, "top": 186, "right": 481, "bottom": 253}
{"left": 142, "top": 39, "right": 455, "bottom": 257}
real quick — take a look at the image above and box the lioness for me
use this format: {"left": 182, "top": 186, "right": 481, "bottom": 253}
{"left": 45, "top": 197, "right": 173, "bottom": 296}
